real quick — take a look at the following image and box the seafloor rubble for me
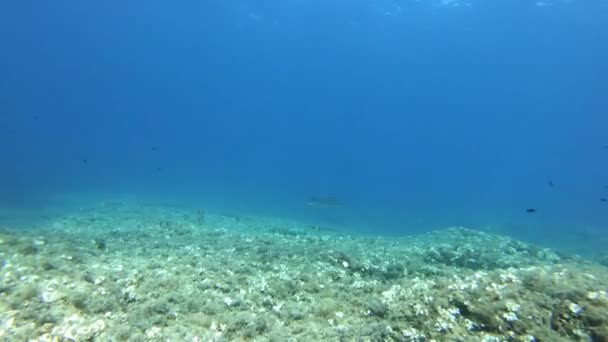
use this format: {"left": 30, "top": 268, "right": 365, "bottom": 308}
{"left": 0, "top": 202, "right": 607, "bottom": 341}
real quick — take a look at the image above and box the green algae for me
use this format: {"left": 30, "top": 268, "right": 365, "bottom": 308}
{"left": 0, "top": 203, "right": 607, "bottom": 341}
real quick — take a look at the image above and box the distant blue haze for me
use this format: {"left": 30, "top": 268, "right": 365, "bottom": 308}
{"left": 1, "top": 1, "right": 607, "bottom": 248}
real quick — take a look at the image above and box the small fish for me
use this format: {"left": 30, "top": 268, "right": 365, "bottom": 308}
{"left": 601, "top": 198, "right": 607, "bottom": 202}
{"left": 307, "top": 196, "right": 343, "bottom": 208}
{"left": 526, "top": 208, "right": 537, "bottom": 213}
{"left": 81, "top": 159, "right": 88, "bottom": 164}
{"left": 548, "top": 180, "right": 554, "bottom": 187}
{"left": 151, "top": 146, "right": 159, "bottom": 152}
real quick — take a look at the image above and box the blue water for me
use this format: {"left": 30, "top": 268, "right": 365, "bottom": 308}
{"left": 1, "top": 1, "right": 607, "bottom": 249}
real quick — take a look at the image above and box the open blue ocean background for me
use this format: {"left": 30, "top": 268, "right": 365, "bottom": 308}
{"left": 1, "top": 0, "right": 607, "bottom": 253}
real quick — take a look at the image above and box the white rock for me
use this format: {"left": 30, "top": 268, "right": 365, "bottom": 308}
{"left": 502, "top": 312, "right": 518, "bottom": 322}
{"left": 569, "top": 302, "right": 583, "bottom": 315}
{"left": 40, "top": 289, "right": 60, "bottom": 303}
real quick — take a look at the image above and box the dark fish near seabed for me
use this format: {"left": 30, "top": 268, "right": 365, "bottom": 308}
{"left": 307, "top": 196, "right": 343, "bottom": 208}
{"left": 526, "top": 208, "right": 537, "bottom": 213}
